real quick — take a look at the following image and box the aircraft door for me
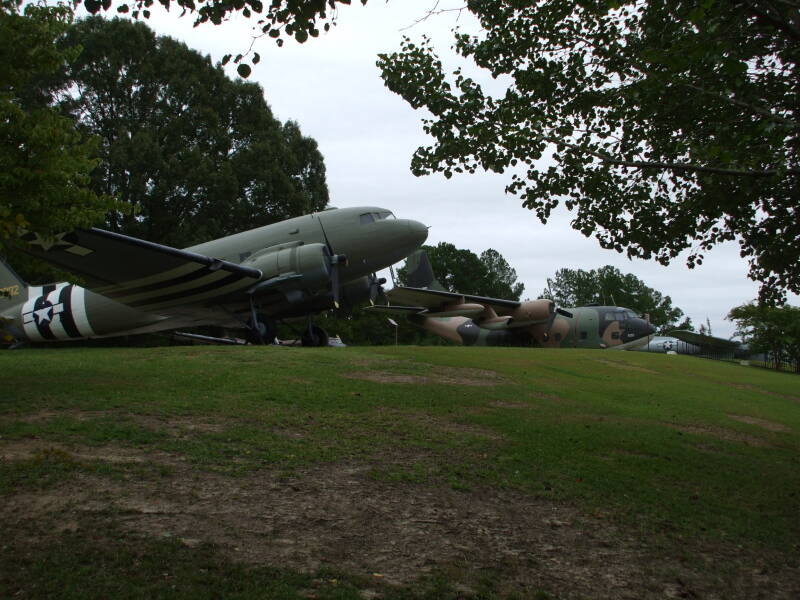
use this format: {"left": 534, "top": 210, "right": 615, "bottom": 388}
{"left": 574, "top": 309, "right": 600, "bottom": 348}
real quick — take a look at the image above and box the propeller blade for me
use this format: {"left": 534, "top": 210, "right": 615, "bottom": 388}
{"left": 329, "top": 253, "right": 347, "bottom": 308}
{"left": 556, "top": 307, "right": 574, "bottom": 318}
{"left": 368, "top": 274, "right": 387, "bottom": 304}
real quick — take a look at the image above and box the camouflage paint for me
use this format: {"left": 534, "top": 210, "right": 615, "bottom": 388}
{"left": 411, "top": 306, "right": 655, "bottom": 350}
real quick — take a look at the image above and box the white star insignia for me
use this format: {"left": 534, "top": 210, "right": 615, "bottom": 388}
{"left": 27, "top": 232, "right": 71, "bottom": 252}
{"left": 34, "top": 305, "right": 53, "bottom": 324}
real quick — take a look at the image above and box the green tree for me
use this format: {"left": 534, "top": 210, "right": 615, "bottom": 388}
{"left": 728, "top": 302, "right": 800, "bottom": 371}
{"left": 58, "top": 17, "right": 328, "bottom": 247}
{"left": 0, "top": 1, "right": 110, "bottom": 255}
{"left": 480, "top": 248, "right": 524, "bottom": 300}
{"left": 398, "top": 242, "right": 525, "bottom": 300}
{"left": 80, "top": 0, "right": 368, "bottom": 76}
{"left": 541, "top": 265, "right": 686, "bottom": 333}
{"left": 377, "top": 1, "right": 800, "bottom": 303}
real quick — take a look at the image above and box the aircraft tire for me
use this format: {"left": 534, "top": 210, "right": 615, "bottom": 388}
{"left": 301, "top": 324, "right": 329, "bottom": 347}
{"left": 246, "top": 314, "right": 276, "bottom": 345}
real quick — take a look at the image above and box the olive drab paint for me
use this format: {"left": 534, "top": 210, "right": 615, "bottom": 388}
{"left": 1, "top": 207, "right": 428, "bottom": 347}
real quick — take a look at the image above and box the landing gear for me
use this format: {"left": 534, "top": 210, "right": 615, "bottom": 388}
{"left": 301, "top": 323, "right": 329, "bottom": 347}
{"left": 246, "top": 312, "right": 277, "bottom": 345}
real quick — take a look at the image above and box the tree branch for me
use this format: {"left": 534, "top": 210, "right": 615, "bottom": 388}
{"left": 542, "top": 135, "right": 800, "bottom": 177}
{"left": 682, "top": 83, "right": 799, "bottom": 129}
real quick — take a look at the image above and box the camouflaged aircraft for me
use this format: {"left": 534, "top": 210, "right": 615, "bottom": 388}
{"left": 0, "top": 207, "right": 428, "bottom": 348}
{"left": 370, "top": 251, "right": 656, "bottom": 349}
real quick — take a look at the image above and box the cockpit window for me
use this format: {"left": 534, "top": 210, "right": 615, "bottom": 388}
{"left": 625, "top": 310, "right": 638, "bottom": 318}
{"left": 605, "top": 311, "right": 629, "bottom": 321}
{"left": 361, "top": 211, "right": 395, "bottom": 224}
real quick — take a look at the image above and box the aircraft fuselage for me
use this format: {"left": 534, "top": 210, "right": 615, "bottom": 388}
{"left": 1, "top": 206, "right": 428, "bottom": 344}
{"left": 412, "top": 305, "right": 655, "bottom": 349}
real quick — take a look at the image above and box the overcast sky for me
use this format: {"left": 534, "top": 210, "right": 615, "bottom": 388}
{"left": 112, "top": 1, "right": 796, "bottom": 338}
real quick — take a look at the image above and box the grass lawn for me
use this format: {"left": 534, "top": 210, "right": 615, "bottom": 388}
{"left": 1, "top": 345, "right": 799, "bottom": 599}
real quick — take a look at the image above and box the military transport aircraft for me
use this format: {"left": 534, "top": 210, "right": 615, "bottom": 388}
{"left": 0, "top": 207, "right": 428, "bottom": 348}
{"left": 370, "top": 251, "right": 656, "bottom": 349}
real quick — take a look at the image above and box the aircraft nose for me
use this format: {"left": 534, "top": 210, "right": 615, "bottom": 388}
{"left": 632, "top": 318, "right": 656, "bottom": 338}
{"left": 407, "top": 219, "right": 428, "bottom": 247}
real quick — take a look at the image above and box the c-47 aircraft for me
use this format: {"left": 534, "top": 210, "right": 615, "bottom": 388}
{"left": 370, "top": 251, "right": 656, "bottom": 349}
{"left": 0, "top": 207, "right": 427, "bottom": 348}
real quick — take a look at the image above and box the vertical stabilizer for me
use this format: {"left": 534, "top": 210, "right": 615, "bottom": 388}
{"left": 0, "top": 258, "right": 26, "bottom": 309}
{"left": 404, "top": 250, "right": 446, "bottom": 291}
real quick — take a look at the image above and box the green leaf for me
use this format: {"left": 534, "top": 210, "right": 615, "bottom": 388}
{"left": 236, "top": 63, "right": 252, "bottom": 78}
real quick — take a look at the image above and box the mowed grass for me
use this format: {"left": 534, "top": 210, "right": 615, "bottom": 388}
{"left": 1, "top": 345, "right": 799, "bottom": 597}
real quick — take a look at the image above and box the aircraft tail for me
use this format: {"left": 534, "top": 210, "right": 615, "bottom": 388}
{"left": 403, "top": 250, "right": 446, "bottom": 291}
{"left": 0, "top": 257, "right": 26, "bottom": 310}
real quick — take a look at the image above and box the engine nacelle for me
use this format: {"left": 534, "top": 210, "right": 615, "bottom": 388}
{"left": 340, "top": 276, "right": 372, "bottom": 307}
{"left": 508, "top": 299, "right": 554, "bottom": 325}
{"left": 244, "top": 242, "right": 331, "bottom": 294}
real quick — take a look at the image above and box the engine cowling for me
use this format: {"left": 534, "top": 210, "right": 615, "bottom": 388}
{"left": 508, "top": 299, "right": 554, "bottom": 325}
{"left": 244, "top": 242, "right": 331, "bottom": 294}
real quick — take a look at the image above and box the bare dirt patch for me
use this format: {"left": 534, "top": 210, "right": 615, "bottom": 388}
{"left": 488, "top": 400, "right": 531, "bottom": 409}
{"left": 726, "top": 383, "right": 800, "bottom": 402}
{"left": 529, "top": 391, "right": 570, "bottom": 403}
{"left": 664, "top": 423, "right": 771, "bottom": 447}
{"left": 3, "top": 448, "right": 798, "bottom": 599}
{"left": 728, "top": 414, "right": 792, "bottom": 432}
{"left": 0, "top": 438, "right": 182, "bottom": 465}
{"left": 343, "top": 367, "right": 508, "bottom": 387}
{"left": 1, "top": 409, "right": 229, "bottom": 436}
{"left": 593, "top": 358, "right": 659, "bottom": 374}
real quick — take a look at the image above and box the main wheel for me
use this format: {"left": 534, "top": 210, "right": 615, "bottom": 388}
{"left": 246, "top": 314, "right": 276, "bottom": 345}
{"left": 301, "top": 324, "right": 329, "bottom": 347}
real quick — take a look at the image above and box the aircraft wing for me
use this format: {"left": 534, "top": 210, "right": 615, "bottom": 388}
{"left": 667, "top": 330, "right": 741, "bottom": 349}
{"left": 21, "top": 229, "right": 262, "bottom": 311}
{"left": 366, "top": 304, "right": 429, "bottom": 315}
{"left": 387, "top": 286, "right": 520, "bottom": 315}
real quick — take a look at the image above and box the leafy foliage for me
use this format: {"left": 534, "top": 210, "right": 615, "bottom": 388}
{"left": 541, "top": 265, "right": 688, "bottom": 333}
{"left": 0, "top": 1, "right": 112, "bottom": 255}
{"left": 377, "top": 1, "right": 800, "bottom": 302}
{"left": 728, "top": 302, "right": 800, "bottom": 371}
{"left": 80, "top": 0, "right": 368, "bottom": 74}
{"left": 58, "top": 17, "right": 328, "bottom": 247}
{"left": 398, "top": 242, "right": 525, "bottom": 300}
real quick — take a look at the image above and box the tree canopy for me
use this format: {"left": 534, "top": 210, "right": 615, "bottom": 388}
{"left": 728, "top": 302, "right": 800, "bottom": 371}
{"left": 398, "top": 242, "right": 525, "bottom": 300}
{"left": 0, "top": 1, "right": 111, "bottom": 255}
{"left": 377, "top": 1, "right": 800, "bottom": 303}
{"left": 541, "top": 265, "right": 689, "bottom": 333}
{"left": 58, "top": 17, "right": 328, "bottom": 247}
{"left": 81, "top": 0, "right": 367, "bottom": 77}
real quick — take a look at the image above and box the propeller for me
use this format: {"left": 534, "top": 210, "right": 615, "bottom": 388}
{"left": 316, "top": 216, "right": 347, "bottom": 308}
{"left": 368, "top": 273, "right": 388, "bottom": 305}
{"left": 329, "top": 252, "right": 347, "bottom": 308}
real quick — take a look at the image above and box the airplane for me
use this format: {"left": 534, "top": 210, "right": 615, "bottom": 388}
{"left": 633, "top": 330, "right": 746, "bottom": 358}
{"left": 369, "top": 251, "right": 656, "bottom": 349}
{"left": 0, "top": 206, "right": 428, "bottom": 348}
